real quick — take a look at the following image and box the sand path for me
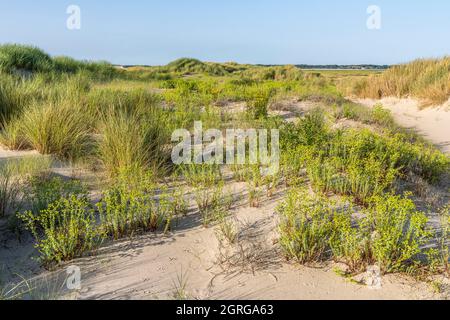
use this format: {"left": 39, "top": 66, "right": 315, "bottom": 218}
{"left": 354, "top": 98, "right": 450, "bottom": 154}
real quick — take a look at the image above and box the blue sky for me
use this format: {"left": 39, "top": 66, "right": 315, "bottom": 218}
{"left": 1, "top": 0, "right": 450, "bottom": 65}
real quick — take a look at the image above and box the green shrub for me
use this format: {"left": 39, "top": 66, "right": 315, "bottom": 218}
{"left": 245, "top": 87, "right": 273, "bottom": 119}
{"left": 278, "top": 189, "right": 334, "bottom": 264}
{"left": 19, "top": 196, "right": 103, "bottom": 267}
{"left": 371, "top": 104, "right": 395, "bottom": 128}
{"left": 97, "top": 174, "right": 174, "bottom": 239}
{"left": 362, "top": 193, "right": 431, "bottom": 273}
{"left": 281, "top": 109, "right": 328, "bottom": 147}
{"left": 330, "top": 207, "right": 370, "bottom": 273}
{"left": 25, "top": 176, "right": 87, "bottom": 214}
{"left": 0, "top": 44, "right": 53, "bottom": 73}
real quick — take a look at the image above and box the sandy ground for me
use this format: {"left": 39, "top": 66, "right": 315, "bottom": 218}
{"left": 1, "top": 98, "right": 449, "bottom": 300}
{"left": 66, "top": 186, "right": 439, "bottom": 300}
{"left": 354, "top": 98, "right": 450, "bottom": 154}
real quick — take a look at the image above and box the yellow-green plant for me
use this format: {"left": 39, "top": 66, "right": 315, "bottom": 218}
{"left": 278, "top": 188, "right": 334, "bottom": 264}
{"left": 19, "top": 196, "right": 103, "bottom": 267}
{"left": 362, "top": 193, "right": 432, "bottom": 274}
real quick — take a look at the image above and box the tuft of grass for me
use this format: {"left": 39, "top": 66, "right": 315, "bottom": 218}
{"left": 277, "top": 188, "right": 334, "bottom": 264}
{"left": 17, "top": 101, "right": 94, "bottom": 161}
{"left": 0, "top": 44, "right": 53, "bottom": 73}
{"left": 98, "top": 108, "right": 169, "bottom": 177}
{"left": 353, "top": 58, "right": 450, "bottom": 105}
{"left": 0, "top": 156, "right": 52, "bottom": 217}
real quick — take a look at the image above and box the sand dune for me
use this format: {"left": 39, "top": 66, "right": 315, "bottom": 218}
{"left": 354, "top": 98, "right": 450, "bottom": 154}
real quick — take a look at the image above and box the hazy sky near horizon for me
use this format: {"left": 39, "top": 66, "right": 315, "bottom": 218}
{"left": 1, "top": 0, "right": 450, "bottom": 65}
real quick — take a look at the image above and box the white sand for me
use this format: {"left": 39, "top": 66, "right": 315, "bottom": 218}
{"left": 70, "top": 187, "right": 437, "bottom": 300}
{"left": 1, "top": 98, "right": 448, "bottom": 300}
{"left": 354, "top": 98, "right": 450, "bottom": 154}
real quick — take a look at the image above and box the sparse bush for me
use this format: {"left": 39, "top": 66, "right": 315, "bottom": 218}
{"left": 97, "top": 174, "right": 174, "bottom": 239}
{"left": 25, "top": 176, "right": 87, "bottom": 214}
{"left": 19, "top": 196, "right": 103, "bottom": 267}
{"left": 278, "top": 189, "right": 334, "bottom": 264}
{"left": 362, "top": 193, "right": 431, "bottom": 274}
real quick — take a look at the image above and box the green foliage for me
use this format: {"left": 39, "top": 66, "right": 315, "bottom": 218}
{"left": 0, "top": 74, "right": 37, "bottom": 127}
{"left": 98, "top": 106, "right": 169, "bottom": 177}
{"left": 97, "top": 174, "right": 174, "bottom": 239}
{"left": 245, "top": 87, "right": 273, "bottom": 119}
{"left": 0, "top": 44, "right": 53, "bottom": 73}
{"left": 370, "top": 104, "right": 395, "bottom": 128}
{"left": 25, "top": 176, "right": 87, "bottom": 214}
{"left": 281, "top": 123, "right": 448, "bottom": 205}
{"left": 278, "top": 189, "right": 334, "bottom": 264}
{"left": 178, "top": 164, "right": 229, "bottom": 226}
{"left": 165, "top": 58, "right": 229, "bottom": 76}
{"left": 330, "top": 206, "right": 370, "bottom": 273}
{"left": 53, "top": 56, "right": 118, "bottom": 80}
{"left": 0, "top": 156, "right": 51, "bottom": 217}
{"left": 362, "top": 193, "right": 431, "bottom": 273}
{"left": 17, "top": 101, "right": 94, "bottom": 161}
{"left": 279, "top": 189, "right": 436, "bottom": 274}
{"left": 19, "top": 196, "right": 103, "bottom": 267}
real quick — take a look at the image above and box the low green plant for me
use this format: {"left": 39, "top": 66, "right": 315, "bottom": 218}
{"left": 362, "top": 193, "right": 432, "bottom": 274}
{"left": 193, "top": 181, "right": 232, "bottom": 227}
{"left": 371, "top": 104, "right": 395, "bottom": 128}
{"left": 19, "top": 196, "right": 103, "bottom": 267}
{"left": 178, "top": 163, "right": 222, "bottom": 188}
{"left": 245, "top": 87, "right": 273, "bottom": 119}
{"left": 278, "top": 189, "right": 334, "bottom": 264}
{"left": 330, "top": 206, "right": 370, "bottom": 273}
{"left": 97, "top": 174, "right": 174, "bottom": 239}
{"left": 245, "top": 164, "right": 264, "bottom": 208}
{"left": 25, "top": 176, "right": 87, "bottom": 214}
{"left": 216, "top": 218, "right": 238, "bottom": 245}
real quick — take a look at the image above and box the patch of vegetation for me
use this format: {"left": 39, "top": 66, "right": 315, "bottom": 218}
{"left": 97, "top": 174, "right": 175, "bottom": 239}
{"left": 353, "top": 58, "right": 450, "bottom": 105}
{"left": 278, "top": 188, "right": 436, "bottom": 274}
{"left": 19, "top": 196, "right": 104, "bottom": 267}
{"left": 0, "top": 44, "right": 53, "bottom": 73}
